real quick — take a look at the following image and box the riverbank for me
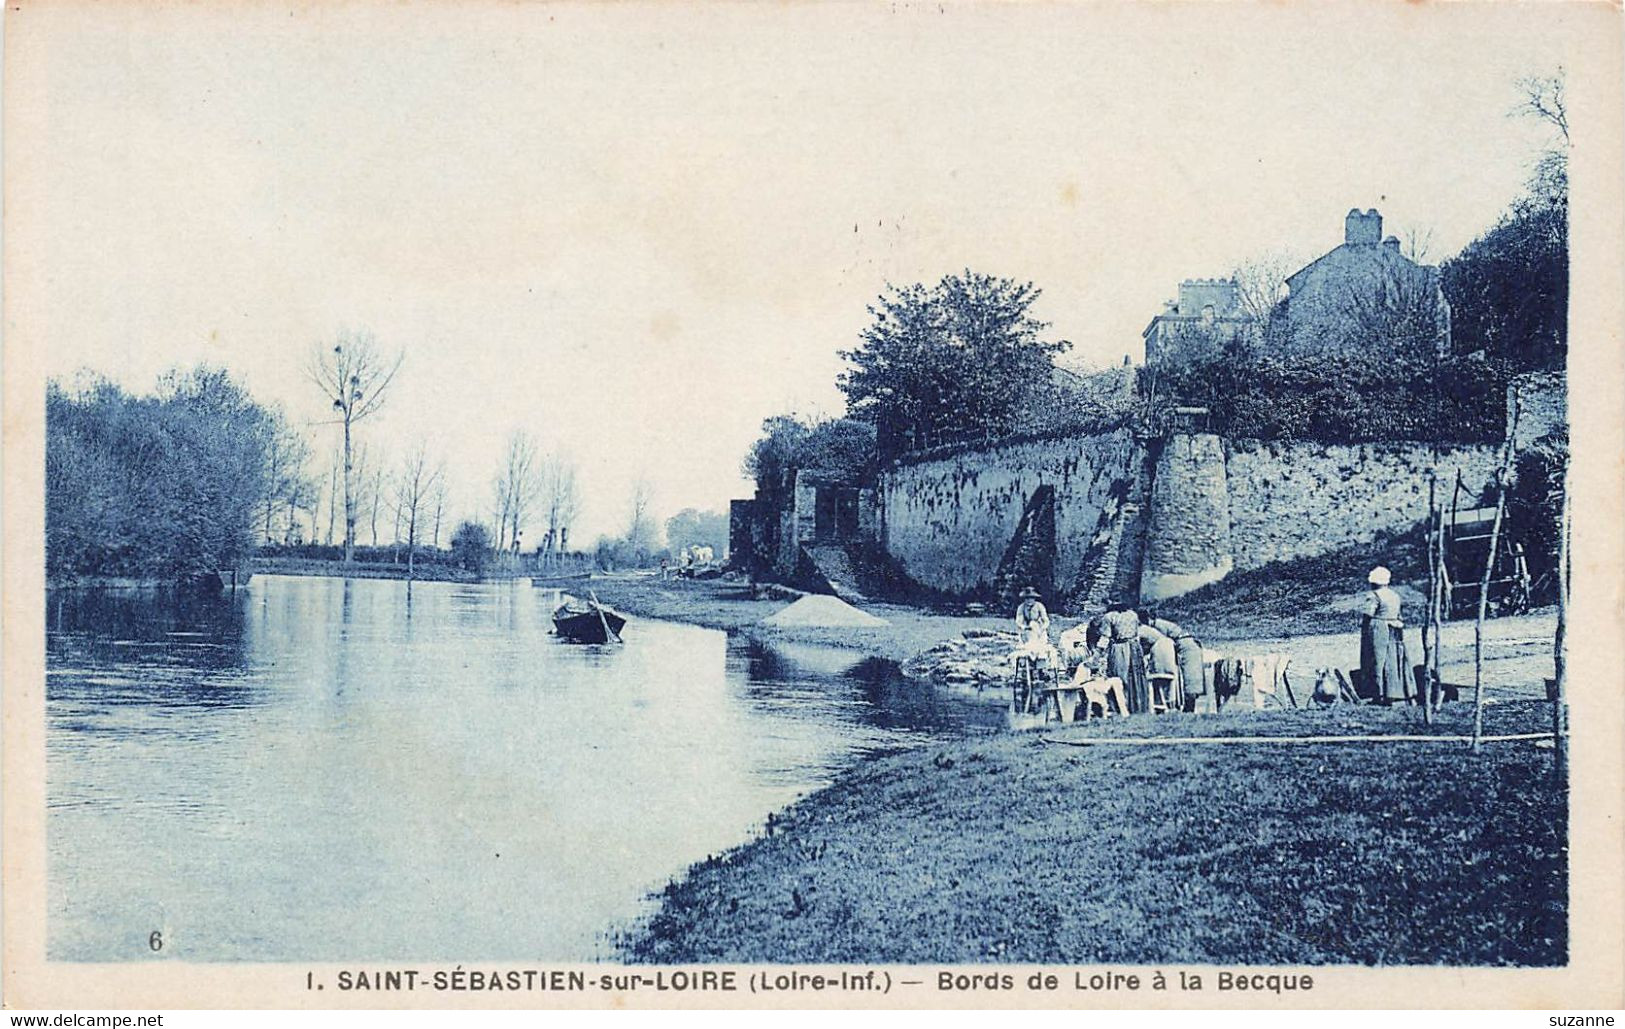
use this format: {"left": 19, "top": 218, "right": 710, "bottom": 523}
{"left": 588, "top": 571, "right": 1558, "bottom": 704}
{"left": 617, "top": 699, "right": 1566, "bottom": 965}
{"left": 585, "top": 572, "right": 1010, "bottom": 664}
{"left": 252, "top": 556, "right": 479, "bottom": 582}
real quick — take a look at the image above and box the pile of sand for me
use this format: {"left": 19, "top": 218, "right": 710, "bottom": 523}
{"left": 760, "top": 593, "right": 890, "bottom": 628}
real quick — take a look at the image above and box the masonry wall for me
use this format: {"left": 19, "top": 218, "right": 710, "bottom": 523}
{"left": 1223, "top": 440, "right": 1500, "bottom": 572}
{"left": 880, "top": 429, "right": 1137, "bottom": 598}
{"left": 1141, "top": 433, "right": 1233, "bottom": 601}
{"left": 1509, "top": 370, "right": 1567, "bottom": 452}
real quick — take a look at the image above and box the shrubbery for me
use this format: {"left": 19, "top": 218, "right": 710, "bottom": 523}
{"left": 47, "top": 369, "right": 273, "bottom": 583}
{"left": 1142, "top": 336, "right": 1505, "bottom": 445}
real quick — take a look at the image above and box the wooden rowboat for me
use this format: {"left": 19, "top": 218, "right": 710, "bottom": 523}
{"left": 552, "top": 594, "right": 627, "bottom": 644}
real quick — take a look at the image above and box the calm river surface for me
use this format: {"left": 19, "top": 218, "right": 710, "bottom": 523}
{"left": 47, "top": 574, "right": 999, "bottom": 962}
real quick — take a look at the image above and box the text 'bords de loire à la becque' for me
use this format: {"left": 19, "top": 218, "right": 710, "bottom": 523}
{"left": 938, "top": 971, "right": 1315, "bottom": 995}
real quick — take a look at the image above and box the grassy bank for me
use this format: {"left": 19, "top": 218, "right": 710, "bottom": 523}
{"left": 619, "top": 700, "right": 1565, "bottom": 966}
{"left": 252, "top": 556, "right": 479, "bottom": 582}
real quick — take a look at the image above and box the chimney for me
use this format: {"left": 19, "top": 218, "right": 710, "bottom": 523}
{"left": 1383, "top": 235, "right": 1401, "bottom": 253}
{"left": 1344, "top": 208, "right": 1383, "bottom": 246}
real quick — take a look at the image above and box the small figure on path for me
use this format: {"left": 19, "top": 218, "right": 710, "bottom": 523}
{"left": 1358, "top": 565, "right": 1412, "bottom": 704}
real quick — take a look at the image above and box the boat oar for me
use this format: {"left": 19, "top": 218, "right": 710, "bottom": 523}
{"left": 588, "top": 589, "right": 622, "bottom": 645}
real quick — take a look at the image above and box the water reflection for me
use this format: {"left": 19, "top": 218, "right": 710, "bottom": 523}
{"left": 47, "top": 575, "right": 996, "bottom": 962}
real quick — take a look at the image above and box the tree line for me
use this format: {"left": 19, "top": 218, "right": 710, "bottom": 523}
{"left": 46, "top": 330, "right": 589, "bottom": 585}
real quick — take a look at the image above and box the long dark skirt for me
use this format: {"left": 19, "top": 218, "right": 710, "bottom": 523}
{"left": 1174, "top": 636, "right": 1205, "bottom": 700}
{"left": 1359, "top": 617, "right": 1411, "bottom": 703}
{"left": 1107, "top": 639, "right": 1150, "bottom": 714}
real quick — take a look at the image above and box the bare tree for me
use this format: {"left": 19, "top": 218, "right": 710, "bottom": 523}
{"left": 492, "top": 430, "right": 542, "bottom": 555}
{"left": 285, "top": 476, "right": 319, "bottom": 544}
{"left": 323, "top": 453, "right": 340, "bottom": 546}
{"left": 393, "top": 443, "right": 444, "bottom": 581}
{"left": 1514, "top": 68, "right": 1569, "bottom": 217}
{"left": 540, "top": 454, "right": 582, "bottom": 566}
{"left": 1515, "top": 69, "right": 1568, "bottom": 145}
{"left": 347, "top": 443, "right": 374, "bottom": 548}
{"left": 627, "top": 476, "right": 657, "bottom": 551}
{"left": 304, "top": 330, "right": 404, "bottom": 563}
{"left": 1230, "top": 250, "right": 1302, "bottom": 328}
{"left": 491, "top": 476, "right": 511, "bottom": 552}
{"left": 430, "top": 478, "right": 448, "bottom": 549}
{"left": 1402, "top": 224, "right": 1435, "bottom": 263}
{"left": 260, "top": 408, "right": 312, "bottom": 544}
{"left": 368, "top": 460, "right": 387, "bottom": 546}
{"left": 1336, "top": 262, "right": 1450, "bottom": 360}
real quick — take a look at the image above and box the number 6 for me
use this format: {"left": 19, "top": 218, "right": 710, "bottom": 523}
{"left": 149, "top": 931, "right": 163, "bottom": 952}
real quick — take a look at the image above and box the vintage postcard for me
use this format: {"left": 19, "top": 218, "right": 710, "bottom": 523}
{"left": 4, "top": 0, "right": 1622, "bottom": 1013}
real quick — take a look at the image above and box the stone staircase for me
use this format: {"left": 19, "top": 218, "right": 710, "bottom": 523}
{"left": 993, "top": 485, "right": 1057, "bottom": 610}
{"left": 1078, "top": 443, "right": 1154, "bottom": 609}
{"left": 801, "top": 543, "right": 870, "bottom": 603}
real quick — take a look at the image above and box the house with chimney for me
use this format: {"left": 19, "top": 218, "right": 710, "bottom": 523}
{"left": 1276, "top": 208, "right": 1451, "bottom": 360}
{"left": 1144, "top": 208, "right": 1451, "bottom": 368}
{"left": 1141, "top": 277, "right": 1255, "bottom": 366}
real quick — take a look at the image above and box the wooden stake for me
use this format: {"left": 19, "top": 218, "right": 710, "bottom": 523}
{"left": 1474, "top": 394, "right": 1520, "bottom": 752}
{"left": 1432, "top": 489, "right": 1447, "bottom": 715}
{"left": 1553, "top": 454, "right": 1570, "bottom": 778}
{"left": 1422, "top": 474, "right": 1437, "bottom": 726}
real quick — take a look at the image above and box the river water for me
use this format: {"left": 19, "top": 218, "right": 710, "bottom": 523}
{"left": 46, "top": 574, "right": 999, "bottom": 962}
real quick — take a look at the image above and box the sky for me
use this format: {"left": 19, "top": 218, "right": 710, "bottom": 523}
{"left": 8, "top": 2, "right": 1585, "bottom": 543}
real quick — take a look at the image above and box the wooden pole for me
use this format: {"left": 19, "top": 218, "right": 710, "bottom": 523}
{"left": 1422, "top": 475, "right": 1437, "bottom": 726}
{"left": 1553, "top": 455, "right": 1570, "bottom": 778}
{"left": 588, "top": 589, "right": 622, "bottom": 645}
{"left": 1433, "top": 489, "right": 1447, "bottom": 714}
{"left": 1474, "top": 394, "right": 1520, "bottom": 752}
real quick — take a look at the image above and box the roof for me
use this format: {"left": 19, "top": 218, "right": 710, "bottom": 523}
{"left": 1141, "top": 313, "right": 1254, "bottom": 339}
{"left": 1284, "top": 242, "right": 1431, "bottom": 292}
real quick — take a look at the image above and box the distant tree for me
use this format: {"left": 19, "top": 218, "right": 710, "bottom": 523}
{"left": 323, "top": 452, "right": 340, "bottom": 546}
{"left": 540, "top": 453, "right": 581, "bottom": 559}
{"left": 304, "top": 329, "right": 404, "bottom": 563}
{"left": 492, "top": 430, "right": 541, "bottom": 553}
{"left": 260, "top": 406, "right": 313, "bottom": 545}
{"left": 449, "top": 520, "right": 492, "bottom": 575}
{"left": 393, "top": 443, "right": 444, "bottom": 580}
{"left": 664, "top": 508, "right": 729, "bottom": 557}
{"left": 627, "top": 476, "right": 658, "bottom": 551}
{"left": 430, "top": 477, "right": 448, "bottom": 549}
{"left": 367, "top": 458, "right": 387, "bottom": 546}
{"left": 838, "top": 272, "right": 1070, "bottom": 458}
{"left": 1334, "top": 261, "right": 1451, "bottom": 369}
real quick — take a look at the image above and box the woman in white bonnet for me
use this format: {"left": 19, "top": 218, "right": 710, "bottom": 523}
{"left": 1358, "top": 565, "right": 1412, "bottom": 703}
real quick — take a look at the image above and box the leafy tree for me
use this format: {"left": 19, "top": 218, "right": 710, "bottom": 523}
{"left": 838, "top": 272, "right": 1070, "bottom": 458}
{"left": 742, "top": 415, "right": 878, "bottom": 495}
{"left": 448, "top": 520, "right": 493, "bottom": 574}
{"left": 1442, "top": 69, "right": 1569, "bottom": 375}
{"left": 1442, "top": 204, "right": 1566, "bottom": 374}
{"left": 46, "top": 366, "right": 276, "bottom": 582}
{"left": 664, "top": 508, "right": 729, "bottom": 556}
